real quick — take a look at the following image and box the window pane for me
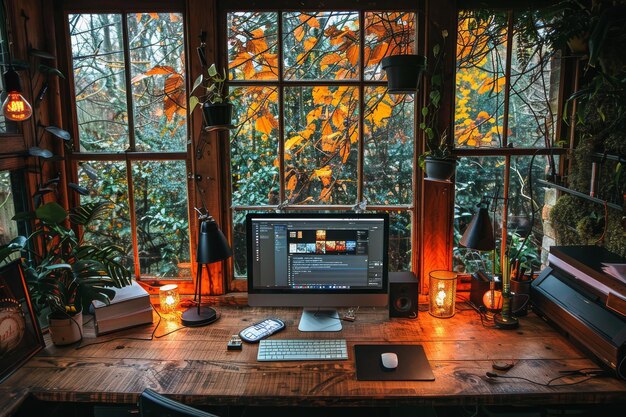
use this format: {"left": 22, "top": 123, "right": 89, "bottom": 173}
{"left": 508, "top": 17, "right": 560, "bottom": 147}
{"left": 0, "top": 171, "right": 18, "bottom": 246}
{"left": 231, "top": 209, "right": 256, "bottom": 279}
{"left": 283, "top": 11, "right": 359, "bottom": 80}
{"left": 364, "top": 12, "right": 416, "bottom": 81}
{"left": 455, "top": 12, "right": 508, "bottom": 148}
{"left": 454, "top": 156, "right": 543, "bottom": 273}
{"left": 129, "top": 13, "right": 187, "bottom": 152}
{"left": 78, "top": 161, "right": 132, "bottom": 267}
{"left": 364, "top": 86, "right": 414, "bottom": 205}
{"left": 132, "top": 160, "right": 190, "bottom": 278}
{"left": 284, "top": 86, "right": 359, "bottom": 205}
{"left": 228, "top": 12, "right": 278, "bottom": 81}
{"left": 388, "top": 211, "right": 411, "bottom": 272}
{"left": 69, "top": 14, "right": 129, "bottom": 151}
{"left": 230, "top": 86, "right": 280, "bottom": 206}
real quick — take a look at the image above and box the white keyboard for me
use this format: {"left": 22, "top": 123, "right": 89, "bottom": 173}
{"left": 257, "top": 339, "right": 348, "bottom": 361}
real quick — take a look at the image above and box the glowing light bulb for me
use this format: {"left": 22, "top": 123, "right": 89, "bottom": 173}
{"left": 435, "top": 283, "right": 447, "bottom": 307}
{"left": 2, "top": 91, "right": 33, "bottom": 121}
{"left": 159, "top": 284, "right": 180, "bottom": 313}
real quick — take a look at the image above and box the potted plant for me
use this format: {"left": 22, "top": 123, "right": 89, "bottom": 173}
{"left": 0, "top": 201, "right": 132, "bottom": 345}
{"left": 189, "top": 63, "right": 233, "bottom": 129}
{"left": 381, "top": 54, "right": 427, "bottom": 94}
{"left": 379, "top": 14, "right": 427, "bottom": 93}
{"left": 419, "top": 130, "right": 456, "bottom": 181}
{"left": 418, "top": 30, "right": 456, "bottom": 181}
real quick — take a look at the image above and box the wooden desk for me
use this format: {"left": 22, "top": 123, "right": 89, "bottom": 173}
{"left": 2, "top": 304, "right": 626, "bottom": 410}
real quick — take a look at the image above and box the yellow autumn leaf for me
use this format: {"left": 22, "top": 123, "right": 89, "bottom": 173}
{"left": 331, "top": 107, "right": 346, "bottom": 129}
{"left": 285, "top": 135, "right": 305, "bottom": 150}
{"left": 477, "top": 111, "right": 490, "bottom": 120}
{"left": 255, "top": 115, "right": 274, "bottom": 135}
{"left": 346, "top": 44, "right": 359, "bottom": 66}
{"left": 286, "top": 174, "right": 298, "bottom": 191}
{"left": 339, "top": 141, "right": 350, "bottom": 163}
{"left": 304, "top": 37, "right": 317, "bottom": 53}
{"left": 294, "top": 26, "right": 305, "bottom": 42}
{"left": 313, "top": 167, "right": 332, "bottom": 179}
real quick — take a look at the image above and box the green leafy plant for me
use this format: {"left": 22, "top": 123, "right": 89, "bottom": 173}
{"left": 189, "top": 63, "right": 228, "bottom": 112}
{"left": 418, "top": 30, "right": 453, "bottom": 168}
{"left": 0, "top": 201, "right": 132, "bottom": 315}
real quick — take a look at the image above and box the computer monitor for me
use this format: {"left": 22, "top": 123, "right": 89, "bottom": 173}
{"left": 246, "top": 212, "right": 389, "bottom": 331}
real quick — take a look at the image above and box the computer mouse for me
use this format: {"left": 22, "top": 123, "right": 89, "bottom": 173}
{"left": 381, "top": 352, "right": 398, "bottom": 369}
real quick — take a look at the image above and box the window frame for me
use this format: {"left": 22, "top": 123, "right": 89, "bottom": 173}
{"left": 451, "top": 7, "right": 572, "bottom": 275}
{"left": 218, "top": 1, "right": 425, "bottom": 291}
{"left": 58, "top": 0, "right": 196, "bottom": 291}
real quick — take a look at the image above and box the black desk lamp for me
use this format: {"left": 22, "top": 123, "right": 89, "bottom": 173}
{"left": 459, "top": 202, "right": 495, "bottom": 251}
{"left": 460, "top": 201, "right": 499, "bottom": 311}
{"left": 182, "top": 210, "right": 232, "bottom": 327}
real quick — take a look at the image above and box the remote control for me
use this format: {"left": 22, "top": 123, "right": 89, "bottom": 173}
{"left": 239, "top": 318, "right": 285, "bottom": 343}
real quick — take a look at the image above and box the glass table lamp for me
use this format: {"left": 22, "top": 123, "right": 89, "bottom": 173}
{"left": 159, "top": 284, "right": 180, "bottom": 313}
{"left": 428, "top": 270, "right": 458, "bottom": 318}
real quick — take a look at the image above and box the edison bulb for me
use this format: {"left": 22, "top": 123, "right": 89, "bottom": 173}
{"left": 483, "top": 289, "right": 503, "bottom": 311}
{"left": 2, "top": 92, "right": 33, "bottom": 121}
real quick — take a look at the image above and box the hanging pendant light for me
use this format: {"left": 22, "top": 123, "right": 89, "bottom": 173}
{"left": 2, "top": 67, "right": 33, "bottom": 122}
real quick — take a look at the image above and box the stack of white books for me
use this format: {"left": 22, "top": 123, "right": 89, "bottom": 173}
{"left": 92, "top": 280, "right": 153, "bottom": 336}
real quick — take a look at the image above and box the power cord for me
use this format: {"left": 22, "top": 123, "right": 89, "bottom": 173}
{"left": 484, "top": 367, "right": 610, "bottom": 387}
{"left": 75, "top": 303, "right": 195, "bottom": 350}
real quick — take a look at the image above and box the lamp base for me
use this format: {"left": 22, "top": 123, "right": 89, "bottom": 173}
{"left": 493, "top": 313, "right": 519, "bottom": 330}
{"left": 181, "top": 306, "right": 218, "bottom": 327}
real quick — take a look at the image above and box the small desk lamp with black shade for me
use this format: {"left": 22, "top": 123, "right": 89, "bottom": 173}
{"left": 181, "top": 210, "right": 232, "bottom": 327}
{"left": 460, "top": 200, "right": 501, "bottom": 312}
{"left": 461, "top": 199, "right": 519, "bottom": 329}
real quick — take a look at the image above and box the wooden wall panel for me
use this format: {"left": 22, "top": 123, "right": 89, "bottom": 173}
{"left": 420, "top": 179, "right": 453, "bottom": 293}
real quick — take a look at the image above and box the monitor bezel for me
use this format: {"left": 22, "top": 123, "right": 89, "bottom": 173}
{"left": 246, "top": 212, "right": 389, "bottom": 297}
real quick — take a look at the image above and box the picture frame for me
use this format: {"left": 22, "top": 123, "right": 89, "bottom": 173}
{"left": 0, "top": 259, "right": 45, "bottom": 384}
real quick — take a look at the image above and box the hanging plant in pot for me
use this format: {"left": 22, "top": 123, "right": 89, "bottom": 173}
{"left": 189, "top": 63, "right": 233, "bottom": 130}
{"left": 382, "top": 54, "right": 427, "bottom": 93}
{"left": 0, "top": 202, "right": 132, "bottom": 345}
{"left": 379, "top": 14, "right": 427, "bottom": 93}
{"left": 418, "top": 29, "right": 456, "bottom": 181}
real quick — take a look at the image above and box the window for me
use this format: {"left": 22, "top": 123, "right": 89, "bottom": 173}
{"left": 224, "top": 5, "right": 421, "bottom": 285}
{"left": 65, "top": 8, "right": 191, "bottom": 280}
{"left": 453, "top": 9, "right": 562, "bottom": 273}
{"left": 0, "top": 171, "right": 17, "bottom": 246}
{"left": 0, "top": 0, "right": 16, "bottom": 134}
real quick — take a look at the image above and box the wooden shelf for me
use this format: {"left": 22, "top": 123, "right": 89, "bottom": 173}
{"left": 537, "top": 179, "right": 623, "bottom": 211}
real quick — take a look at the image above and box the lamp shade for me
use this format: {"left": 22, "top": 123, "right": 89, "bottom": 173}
{"left": 459, "top": 206, "right": 495, "bottom": 251}
{"left": 197, "top": 217, "right": 232, "bottom": 264}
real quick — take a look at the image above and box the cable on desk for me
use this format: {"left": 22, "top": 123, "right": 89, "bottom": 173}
{"left": 456, "top": 294, "right": 497, "bottom": 328}
{"left": 75, "top": 303, "right": 203, "bottom": 350}
{"left": 484, "top": 367, "right": 610, "bottom": 387}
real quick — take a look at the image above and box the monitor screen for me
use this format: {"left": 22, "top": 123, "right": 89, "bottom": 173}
{"left": 247, "top": 212, "right": 389, "bottom": 326}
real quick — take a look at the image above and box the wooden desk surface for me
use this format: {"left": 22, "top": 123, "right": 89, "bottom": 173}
{"left": 2, "top": 303, "right": 626, "bottom": 408}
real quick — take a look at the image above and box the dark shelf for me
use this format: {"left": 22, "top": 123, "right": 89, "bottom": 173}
{"left": 537, "top": 179, "right": 623, "bottom": 211}
{"left": 590, "top": 152, "right": 626, "bottom": 163}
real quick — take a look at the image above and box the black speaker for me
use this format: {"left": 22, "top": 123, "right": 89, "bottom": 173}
{"left": 389, "top": 272, "right": 419, "bottom": 318}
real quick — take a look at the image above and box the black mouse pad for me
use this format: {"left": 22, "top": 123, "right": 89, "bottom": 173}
{"left": 354, "top": 344, "right": 435, "bottom": 381}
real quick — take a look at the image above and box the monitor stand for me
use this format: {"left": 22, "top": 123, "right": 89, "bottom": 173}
{"left": 298, "top": 308, "right": 342, "bottom": 332}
